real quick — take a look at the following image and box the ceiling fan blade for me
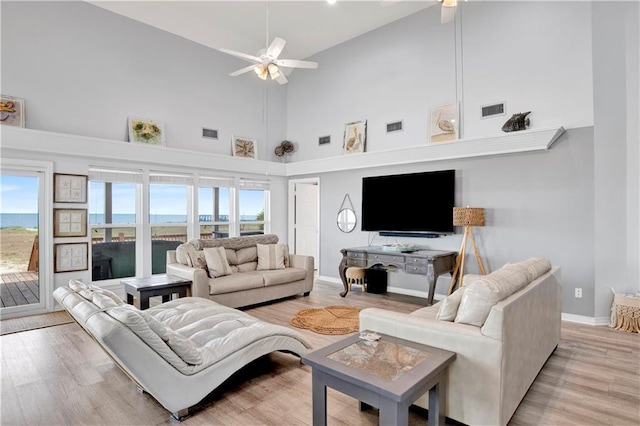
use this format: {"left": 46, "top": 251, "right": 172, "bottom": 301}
{"left": 267, "top": 37, "right": 286, "bottom": 59}
{"left": 276, "top": 59, "right": 318, "bottom": 69}
{"left": 275, "top": 72, "right": 288, "bottom": 85}
{"left": 218, "top": 48, "right": 261, "bottom": 63}
{"left": 229, "top": 64, "right": 256, "bottom": 77}
{"left": 441, "top": 5, "right": 456, "bottom": 24}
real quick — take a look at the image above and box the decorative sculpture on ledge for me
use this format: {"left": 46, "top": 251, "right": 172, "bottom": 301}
{"left": 502, "top": 111, "right": 531, "bottom": 132}
{"left": 275, "top": 140, "right": 295, "bottom": 161}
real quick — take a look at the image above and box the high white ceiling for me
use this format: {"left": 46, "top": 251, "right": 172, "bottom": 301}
{"left": 89, "top": 1, "right": 436, "bottom": 61}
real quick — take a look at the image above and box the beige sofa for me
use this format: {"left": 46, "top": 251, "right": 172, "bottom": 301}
{"left": 166, "top": 234, "right": 314, "bottom": 308}
{"left": 53, "top": 280, "right": 310, "bottom": 420}
{"left": 359, "top": 258, "right": 562, "bottom": 426}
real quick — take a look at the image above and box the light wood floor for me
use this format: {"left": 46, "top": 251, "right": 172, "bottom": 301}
{"left": 1, "top": 280, "right": 638, "bottom": 425}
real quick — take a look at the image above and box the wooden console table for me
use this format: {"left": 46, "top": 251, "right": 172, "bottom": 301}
{"left": 339, "top": 247, "right": 457, "bottom": 305}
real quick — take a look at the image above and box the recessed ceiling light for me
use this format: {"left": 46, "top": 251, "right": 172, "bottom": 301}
{"left": 327, "top": 0, "right": 337, "bottom": 5}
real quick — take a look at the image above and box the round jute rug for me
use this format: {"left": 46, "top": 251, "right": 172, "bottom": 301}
{"left": 289, "top": 305, "right": 361, "bottom": 335}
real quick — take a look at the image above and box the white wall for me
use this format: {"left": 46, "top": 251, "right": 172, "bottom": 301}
{"left": 0, "top": 1, "right": 287, "bottom": 160}
{"left": 287, "top": 2, "right": 593, "bottom": 161}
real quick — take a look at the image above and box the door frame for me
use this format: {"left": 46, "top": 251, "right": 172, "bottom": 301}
{"left": 288, "top": 177, "right": 320, "bottom": 269}
{"left": 0, "top": 158, "right": 54, "bottom": 319}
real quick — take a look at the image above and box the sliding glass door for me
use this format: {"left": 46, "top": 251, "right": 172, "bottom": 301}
{"left": 0, "top": 172, "right": 46, "bottom": 316}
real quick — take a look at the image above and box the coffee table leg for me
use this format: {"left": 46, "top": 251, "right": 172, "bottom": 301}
{"left": 312, "top": 370, "right": 327, "bottom": 426}
{"left": 126, "top": 292, "right": 134, "bottom": 306}
{"left": 139, "top": 293, "right": 150, "bottom": 310}
{"left": 428, "top": 379, "right": 445, "bottom": 426}
{"left": 379, "top": 399, "right": 407, "bottom": 426}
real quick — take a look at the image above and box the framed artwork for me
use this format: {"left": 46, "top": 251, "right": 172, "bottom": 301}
{"left": 54, "top": 243, "right": 88, "bottom": 273}
{"left": 343, "top": 120, "right": 367, "bottom": 154}
{"left": 231, "top": 135, "right": 257, "bottom": 159}
{"left": 54, "top": 173, "right": 88, "bottom": 203}
{"left": 430, "top": 102, "right": 459, "bottom": 143}
{"left": 128, "top": 117, "right": 165, "bottom": 146}
{"left": 53, "top": 208, "right": 87, "bottom": 237}
{"left": 0, "top": 95, "right": 25, "bottom": 127}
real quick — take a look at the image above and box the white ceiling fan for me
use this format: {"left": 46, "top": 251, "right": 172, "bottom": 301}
{"left": 219, "top": 37, "right": 318, "bottom": 85}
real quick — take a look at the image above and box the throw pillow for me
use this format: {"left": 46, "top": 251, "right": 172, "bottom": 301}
{"left": 164, "top": 328, "right": 203, "bottom": 365}
{"left": 436, "top": 287, "right": 467, "bottom": 321}
{"left": 256, "top": 243, "right": 288, "bottom": 271}
{"left": 187, "top": 250, "right": 208, "bottom": 274}
{"left": 203, "top": 247, "right": 233, "bottom": 278}
{"left": 454, "top": 265, "right": 529, "bottom": 326}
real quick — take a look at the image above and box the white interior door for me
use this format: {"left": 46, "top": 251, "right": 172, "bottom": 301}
{"left": 289, "top": 179, "right": 319, "bottom": 269}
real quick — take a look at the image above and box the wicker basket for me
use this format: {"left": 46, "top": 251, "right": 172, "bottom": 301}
{"left": 610, "top": 293, "right": 640, "bottom": 333}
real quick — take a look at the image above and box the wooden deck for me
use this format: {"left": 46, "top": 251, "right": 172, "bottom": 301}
{"left": 0, "top": 271, "right": 39, "bottom": 307}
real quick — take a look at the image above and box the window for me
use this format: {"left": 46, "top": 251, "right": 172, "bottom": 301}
{"left": 198, "top": 177, "right": 232, "bottom": 239}
{"left": 149, "top": 173, "right": 191, "bottom": 273}
{"left": 88, "top": 169, "right": 141, "bottom": 281}
{"left": 238, "top": 179, "right": 269, "bottom": 236}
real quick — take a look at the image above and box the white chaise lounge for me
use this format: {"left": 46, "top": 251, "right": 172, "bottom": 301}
{"left": 53, "top": 280, "right": 311, "bottom": 420}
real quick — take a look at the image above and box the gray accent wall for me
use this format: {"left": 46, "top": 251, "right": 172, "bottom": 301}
{"left": 316, "top": 127, "right": 595, "bottom": 316}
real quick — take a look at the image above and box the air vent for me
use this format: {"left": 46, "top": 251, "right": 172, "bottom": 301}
{"left": 481, "top": 102, "right": 506, "bottom": 118}
{"left": 318, "top": 135, "right": 331, "bottom": 145}
{"left": 202, "top": 128, "right": 218, "bottom": 139}
{"left": 386, "top": 120, "right": 403, "bottom": 133}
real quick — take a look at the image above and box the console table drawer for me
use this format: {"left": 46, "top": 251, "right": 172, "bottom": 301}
{"left": 346, "top": 251, "right": 366, "bottom": 260}
{"left": 405, "top": 264, "right": 428, "bottom": 275}
{"left": 346, "top": 259, "right": 367, "bottom": 267}
{"left": 367, "top": 253, "right": 405, "bottom": 265}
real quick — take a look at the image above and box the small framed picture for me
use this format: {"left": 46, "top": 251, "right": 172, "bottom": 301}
{"left": 128, "top": 117, "right": 165, "bottom": 146}
{"left": 54, "top": 173, "right": 88, "bottom": 203}
{"left": 54, "top": 208, "right": 87, "bottom": 237}
{"left": 0, "top": 95, "right": 25, "bottom": 127}
{"left": 54, "top": 243, "right": 88, "bottom": 273}
{"left": 343, "top": 120, "right": 367, "bottom": 154}
{"left": 430, "top": 102, "right": 459, "bottom": 143}
{"left": 231, "top": 135, "right": 257, "bottom": 159}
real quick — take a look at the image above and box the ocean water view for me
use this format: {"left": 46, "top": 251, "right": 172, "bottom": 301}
{"left": 0, "top": 213, "right": 256, "bottom": 228}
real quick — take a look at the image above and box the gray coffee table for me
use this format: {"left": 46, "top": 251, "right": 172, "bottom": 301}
{"left": 302, "top": 331, "right": 456, "bottom": 426}
{"left": 121, "top": 274, "right": 191, "bottom": 310}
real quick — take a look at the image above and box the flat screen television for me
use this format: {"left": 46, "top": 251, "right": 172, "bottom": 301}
{"left": 361, "top": 169, "right": 455, "bottom": 236}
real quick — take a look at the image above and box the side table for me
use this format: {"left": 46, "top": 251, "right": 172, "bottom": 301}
{"left": 121, "top": 275, "right": 192, "bottom": 310}
{"left": 302, "top": 330, "right": 456, "bottom": 426}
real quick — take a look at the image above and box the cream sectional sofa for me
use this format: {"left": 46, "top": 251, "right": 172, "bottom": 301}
{"left": 53, "top": 280, "right": 311, "bottom": 420}
{"left": 359, "top": 258, "right": 562, "bottom": 426}
{"left": 166, "top": 234, "right": 314, "bottom": 308}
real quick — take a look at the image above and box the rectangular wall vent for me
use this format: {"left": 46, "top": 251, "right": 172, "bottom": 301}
{"left": 202, "top": 128, "right": 218, "bottom": 139}
{"left": 386, "top": 120, "right": 403, "bottom": 133}
{"left": 481, "top": 102, "right": 506, "bottom": 118}
{"left": 318, "top": 135, "right": 331, "bottom": 145}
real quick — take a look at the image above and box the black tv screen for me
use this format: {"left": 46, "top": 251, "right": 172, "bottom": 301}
{"left": 361, "top": 170, "right": 455, "bottom": 235}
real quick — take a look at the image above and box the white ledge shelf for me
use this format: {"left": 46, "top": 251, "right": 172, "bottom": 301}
{"left": 284, "top": 126, "right": 565, "bottom": 176}
{"left": 2, "top": 126, "right": 564, "bottom": 177}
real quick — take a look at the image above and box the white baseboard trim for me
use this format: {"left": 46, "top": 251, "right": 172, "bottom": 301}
{"left": 561, "top": 313, "right": 610, "bottom": 326}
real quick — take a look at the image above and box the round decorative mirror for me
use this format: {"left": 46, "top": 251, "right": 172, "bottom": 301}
{"left": 337, "top": 208, "right": 357, "bottom": 233}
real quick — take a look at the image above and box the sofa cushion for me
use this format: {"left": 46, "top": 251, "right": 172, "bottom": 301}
{"left": 257, "top": 243, "right": 288, "bottom": 271}
{"left": 436, "top": 287, "right": 467, "bottom": 321}
{"left": 68, "top": 279, "right": 124, "bottom": 306}
{"left": 455, "top": 265, "right": 529, "bottom": 326}
{"left": 204, "top": 247, "right": 233, "bottom": 278}
{"left": 261, "top": 267, "right": 307, "bottom": 286}
{"left": 236, "top": 247, "right": 258, "bottom": 266}
{"left": 507, "top": 257, "right": 551, "bottom": 282}
{"left": 92, "top": 292, "right": 121, "bottom": 309}
{"left": 208, "top": 271, "right": 265, "bottom": 295}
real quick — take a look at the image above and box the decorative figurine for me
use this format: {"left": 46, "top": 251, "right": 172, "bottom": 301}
{"left": 502, "top": 111, "right": 531, "bottom": 132}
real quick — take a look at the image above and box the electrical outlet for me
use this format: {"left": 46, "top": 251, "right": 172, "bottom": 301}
{"left": 575, "top": 288, "right": 583, "bottom": 298}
